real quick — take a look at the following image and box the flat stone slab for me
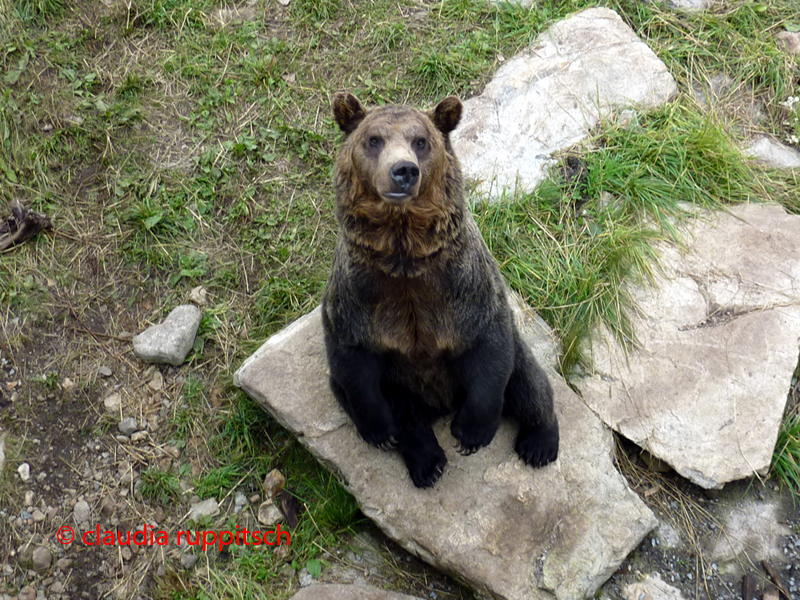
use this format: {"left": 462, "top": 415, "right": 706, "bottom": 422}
{"left": 451, "top": 7, "right": 676, "bottom": 198}
{"left": 576, "top": 203, "right": 800, "bottom": 489}
{"left": 235, "top": 305, "right": 656, "bottom": 600}
{"left": 290, "top": 584, "right": 423, "bottom": 600}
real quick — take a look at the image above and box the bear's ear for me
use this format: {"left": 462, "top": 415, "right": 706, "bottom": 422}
{"left": 332, "top": 92, "right": 367, "bottom": 136}
{"left": 431, "top": 96, "right": 463, "bottom": 135}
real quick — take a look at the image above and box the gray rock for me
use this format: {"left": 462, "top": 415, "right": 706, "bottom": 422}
{"left": 31, "top": 546, "right": 51, "bottom": 573}
{"left": 777, "top": 30, "right": 800, "bottom": 55}
{"left": 576, "top": 204, "right": 800, "bottom": 488}
{"left": 743, "top": 136, "right": 800, "bottom": 169}
{"left": 180, "top": 552, "right": 199, "bottom": 569}
{"left": 188, "top": 498, "right": 219, "bottom": 522}
{"left": 118, "top": 417, "right": 139, "bottom": 436}
{"left": 289, "top": 584, "right": 424, "bottom": 600}
{"left": 17, "top": 462, "right": 30, "bottom": 481}
{"left": 132, "top": 305, "right": 203, "bottom": 366}
{"left": 709, "top": 499, "right": 790, "bottom": 563}
{"left": 98, "top": 365, "right": 112, "bottom": 377}
{"left": 622, "top": 574, "right": 686, "bottom": 600}
{"left": 73, "top": 500, "right": 91, "bottom": 524}
{"left": 298, "top": 568, "right": 314, "bottom": 587}
{"left": 257, "top": 500, "right": 283, "bottom": 526}
{"left": 103, "top": 392, "right": 122, "bottom": 414}
{"left": 100, "top": 495, "right": 116, "bottom": 518}
{"left": 235, "top": 306, "right": 656, "bottom": 600}
{"left": 451, "top": 8, "right": 676, "bottom": 198}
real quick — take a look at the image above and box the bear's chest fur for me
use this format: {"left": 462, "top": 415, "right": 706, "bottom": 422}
{"left": 370, "top": 273, "right": 464, "bottom": 359}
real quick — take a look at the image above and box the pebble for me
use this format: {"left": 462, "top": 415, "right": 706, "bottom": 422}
{"left": 98, "top": 366, "right": 113, "bottom": 377}
{"left": 32, "top": 546, "right": 52, "bottom": 572}
{"left": 130, "top": 431, "right": 149, "bottom": 443}
{"left": 188, "top": 498, "right": 219, "bottom": 521}
{"left": 17, "top": 462, "right": 31, "bottom": 481}
{"left": 180, "top": 553, "right": 199, "bottom": 569}
{"left": 18, "top": 586, "right": 36, "bottom": 600}
{"left": 118, "top": 417, "right": 139, "bottom": 436}
{"left": 298, "top": 568, "right": 314, "bottom": 587}
{"left": 150, "top": 370, "right": 164, "bottom": 391}
{"left": 49, "top": 582, "right": 64, "bottom": 594}
{"left": 32, "top": 509, "right": 45, "bottom": 522}
{"left": 104, "top": 393, "right": 122, "bottom": 413}
{"left": 121, "top": 546, "right": 133, "bottom": 561}
{"left": 257, "top": 500, "right": 283, "bottom": 526}
{"left": 263, "top": 469, "right": 285, "bottom": 499}
{"left": 100, "top": 495, "right": 116, "bottom": 518}
{"left": 24, "top": 490, "right": 35, "bottom": 506}
{"left": 73, "top": 500, "right": 91, "bottom": 524}
{"left": 55, "top": 558, "right": 73, "bottom": 570}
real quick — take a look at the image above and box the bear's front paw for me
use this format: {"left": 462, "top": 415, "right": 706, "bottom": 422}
{"left": 515, "top": 423, "right": 559, "bottom": 467}
{"left": 450, "top": 415, "right": 499, "bottom": 456}
{"left": 354, "top": 407, "right": 399, "bottom": 450}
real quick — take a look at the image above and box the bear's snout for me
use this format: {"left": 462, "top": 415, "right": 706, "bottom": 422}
{"left": 390, "top": 161, "right": 420, "bottom": 194}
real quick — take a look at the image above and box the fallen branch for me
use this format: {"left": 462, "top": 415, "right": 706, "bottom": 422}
{"left": 762, "top": 560, "right": 792, "bottom": 600}
{"left": 0, "top": 199, "right": 53, "bottom": 251}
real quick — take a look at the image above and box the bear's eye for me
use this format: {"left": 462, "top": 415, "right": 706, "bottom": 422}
{"left": 367, "top": 136, "right": 383, "bottom": 148}
{"left": 414, "top": 138, "right": 427, "bottom": 151}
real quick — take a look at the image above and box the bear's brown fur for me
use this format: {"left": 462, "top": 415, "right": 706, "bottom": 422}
{"left": 322, "top": 93, "right": 559, "bottom": 488}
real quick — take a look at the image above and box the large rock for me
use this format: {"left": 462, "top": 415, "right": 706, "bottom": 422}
{"left": 289, "top": 584, "right": 423, "bottom": 600}
{"left": 576, "top": 203, "right": 800, "bottom": 489}
{"left": 451, "top": 8, "right": 677, "bottom": 198}
{"left": 235, "top": 306, "right": 656, "bottom": 600}
{"left": 743, "top": 136, "right": 800, "bottom": 169}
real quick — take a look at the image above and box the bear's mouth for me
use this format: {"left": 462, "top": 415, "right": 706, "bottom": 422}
{"left": 381, "top": 192, "right": 412, "bottom": 202}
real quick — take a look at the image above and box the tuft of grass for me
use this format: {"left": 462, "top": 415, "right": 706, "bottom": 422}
{"left": 12, "top": 0, "right": 64, "bottom": 21}
{"left": 773, "top": 406, "right": 800, "bottom": 496}
{"left": 140, "top": 467, "right": 181, "bottom": 504}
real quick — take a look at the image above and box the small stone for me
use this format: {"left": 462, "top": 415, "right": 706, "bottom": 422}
{"left": 149, "top": 370, "right": 164, "bottom": 391}
{"left": 17, "top": 462, "right": 31, "bottom": 481}
{"left": 263, "top": 469, "right": 285, "bottom": 499}
{"left": 2, "top": 563, "right": 13, "bottom": 576}
{"left": 130, "top": 431, "right": 148, "bottom": 443}
{"left": 18, "top": 586, "right": 36, "bottom": 600}
{"left": 180, "top": 553, "right": 198, "bottom": 569}
{"left": 164, "top": 445, "right": 181, "bottom": 459}
{"left": 777, "top": 30, "right": 800, "bottom": 55}
{"left": 298, "top": 568, "right": 314, "bottom": 587}
{"left": 32, "top": 509, "right": 45, "bottom": 523}
{"left": 188, "top": 498, "right": 219, "bottom": 522}
{"left": 24, "top": 490, "right": 35, "bottom": 506}
{"left": 73, "top": 500, "right": 91, "bottom": 524}
{"left": 257, "top": 500, "right": 283, "bottom": 526}
{"left": 118, "top": 417, "right": 139, "bottom": 436}
{"left": 98, "top": 366, "right": 112, "bottom": 377}
{"left": 104, "top": 393, "right": 122, "bottom": 413}
{"left": 249, "top": 494, "right": 260, "bottom": 504}
{"left": 61, "top": 377, "right": 76, "bottom": 391}
{"left": 154, "top": 506, "right": 166, "bottom": 524}
{"left": 32, "top": 546, "right": 52, "bottom": 572}
{"left": 121, "top": 546, "right": 133, "bottom": 561}
{"left": 49, "top": 582, "right": 64, "bottom": 594}
{"left": 132, "top": 305, "right": 203, "bottom": 366}
{"left": 55, "top": 558, "right": 72, "bottom": 570}
{"left": 234, "top": 492, "right": 248, "bottom": 510}
{"left": 100, "top": 495, "right": 116, "bottom": 518}
{"left": 189, "top": 286, "right": 208, "bottom": 306}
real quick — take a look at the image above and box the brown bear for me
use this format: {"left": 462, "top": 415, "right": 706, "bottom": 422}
{"left": 321, "top": 92, "right": 559, "bottom": 488}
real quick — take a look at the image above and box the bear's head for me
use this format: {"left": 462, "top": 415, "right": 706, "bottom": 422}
{"left": 332, "top": 93, "right": 462, "bottom": 204}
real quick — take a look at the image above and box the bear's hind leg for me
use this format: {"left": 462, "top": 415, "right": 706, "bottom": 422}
{"left": 504, "top": 330, "right": 559, "bottom": 467}
{"left": 382, "top": 382, "right": 447, "bottom": 489}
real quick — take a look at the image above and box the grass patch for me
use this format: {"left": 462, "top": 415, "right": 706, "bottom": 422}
{"left": 478, "top": 100, "right": 770, "bottom": 371}
{"left": 3, "top": 0, "right": 800, "bottom": 596}
{"left": 773, "top": 405, "right": 800, "bottom": 497}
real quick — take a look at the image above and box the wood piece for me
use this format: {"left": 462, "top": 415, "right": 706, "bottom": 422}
{"left": 762, "top": 560, "right": 792, "bottom": 600}
{"left": 742, "top": 574, "right": 756, "bottom": 600}
{"left": 0, "top": 199, "right": 52, "bottom": 251}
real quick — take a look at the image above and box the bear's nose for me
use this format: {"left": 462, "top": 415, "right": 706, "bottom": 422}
{"left": 390, "top": 161, "right": 420, "bottom": 192}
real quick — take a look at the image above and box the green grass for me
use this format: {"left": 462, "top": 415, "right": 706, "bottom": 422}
{"left": 3, "top": 0, "right": 800, "bottom": 596}
{"left": 140, "top": 467, "right": 182, "bottom": 504}
{"left": 773, "top": 404, "right": 800, "bottom": 497}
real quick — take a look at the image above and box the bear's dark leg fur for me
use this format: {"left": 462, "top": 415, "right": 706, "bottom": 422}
{"left": 382, "top": 381, "right": 447, "bottom": 489}
{"left": 326, "top": 343, "right": 398, "bottom": 449}
{"left": 503, "top": 329, "right": 559, "bottom": 467}
{"left": 449, "top": 320, "right": 514, "bottom": 455}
